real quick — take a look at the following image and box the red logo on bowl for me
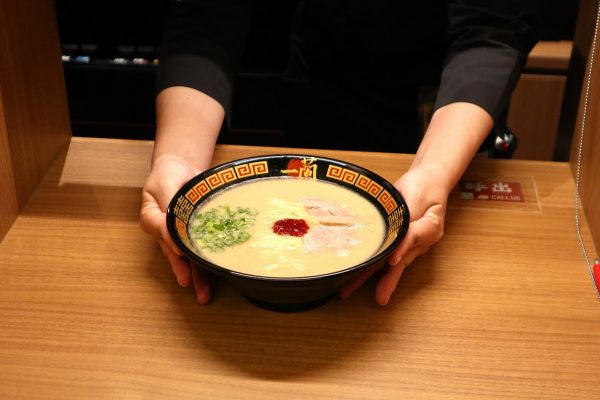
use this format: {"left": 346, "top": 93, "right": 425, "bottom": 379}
{"left": 281, "top": 157, "right": 318, "bottom": 179}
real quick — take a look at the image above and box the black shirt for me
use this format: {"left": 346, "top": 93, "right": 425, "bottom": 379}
{"left": 157, "top": 0, "right": 539, "bottom": 152}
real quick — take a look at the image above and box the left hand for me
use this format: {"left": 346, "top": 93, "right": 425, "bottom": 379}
{"left": 339, "top": 167, "right": 448, "bottom": 305}
{"left": 140, "top": 154, "right": 213, "bottom": 304}
{"left": 341, "top": 102, "right": 492, "bottom": 304}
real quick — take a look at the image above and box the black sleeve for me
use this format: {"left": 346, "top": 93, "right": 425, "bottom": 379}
{"left": 434, "top": 1, "right": 540, "bottom": 126}
{"left": 157, "top": 0, "right": 254, "bottom": 114}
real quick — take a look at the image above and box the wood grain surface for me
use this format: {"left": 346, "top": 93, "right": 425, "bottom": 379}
{"left": 0, "top": 0, "right": 71, "bottom": 242}
{"left": 0, "top": 138, "right": 599, "bottom": 400}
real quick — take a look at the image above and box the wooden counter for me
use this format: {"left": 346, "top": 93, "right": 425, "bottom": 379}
{"left": 1, "top": 137, "right": 599, "bottom": 399}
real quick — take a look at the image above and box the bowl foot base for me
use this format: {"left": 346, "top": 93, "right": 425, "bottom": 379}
{"left": 243, "top": 294, "right": 335, "bottom": 313}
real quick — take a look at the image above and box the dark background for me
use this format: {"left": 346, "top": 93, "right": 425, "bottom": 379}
{"left": 55, "top": 0, "right": 580, "bottom": 146}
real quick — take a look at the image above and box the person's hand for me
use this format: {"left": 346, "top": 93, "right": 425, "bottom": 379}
{"left": 339, "top": 167, "right": 447, "bottom": 305}
{"left": 139, "top": 154, "right": 212, "bottom": 304}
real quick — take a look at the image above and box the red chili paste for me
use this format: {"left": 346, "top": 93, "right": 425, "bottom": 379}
{"left": 272, "top": 218, "right": 309, "bottom": 237}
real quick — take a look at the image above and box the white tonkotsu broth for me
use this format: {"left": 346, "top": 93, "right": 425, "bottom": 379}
{"left": 189, "top": 177, "right": 386, "bottom": 278}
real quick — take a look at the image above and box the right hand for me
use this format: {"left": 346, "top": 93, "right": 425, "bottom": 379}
{"left": 139, "top": 154, "right": 212, "bottom": 304}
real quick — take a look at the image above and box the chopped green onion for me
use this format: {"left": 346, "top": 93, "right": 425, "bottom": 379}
{"left": 190, "top": 205, "right": 258, "bottom": 252}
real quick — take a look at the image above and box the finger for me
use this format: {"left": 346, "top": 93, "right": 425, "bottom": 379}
{"left": 191, "top": 264, "right": 212, "bottom": 305}
{"left": 159, "top": 240, "right": 192, "bottom": 287}
{"left": 376, "top": 246, "right": 427, "bottom": 306}
{"left": 160, "top": 222, "right": 184, "bottom": 257}
{"left": 375, "top": 261, "right": 407, "bottom": 306}
{"left": 139, "top": 196, "right": 164, "bottom": 240}
{"left": 388, "top": 214, "right": 442, "bottom": 266}
{"left": 140, "top": 197, "right": 184, "bottom": 257}
{"left": 387, "top": 228, "right": 418, "bottom": 266}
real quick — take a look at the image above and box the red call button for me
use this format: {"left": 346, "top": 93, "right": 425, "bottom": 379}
{"left": 459, "top": 180, "right": 525, "bottom": 202}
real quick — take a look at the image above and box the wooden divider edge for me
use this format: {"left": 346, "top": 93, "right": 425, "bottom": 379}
{"left": 570, "top": 0, "right": 600, "bottom": 254}
{"left": 0, "top": 0, "right": 71, "bottom": 242}
{"left": 0, "top": 87, "right": 19, "bottom": 241}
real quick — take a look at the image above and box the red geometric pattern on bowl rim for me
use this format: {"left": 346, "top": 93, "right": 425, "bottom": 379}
{"left": 325, "top": 165, "right": 358, "bottom": 184}
{"left": 356, "top": 175, "right": 384, "bottom": 197}
{"left": 235, "top": 160, "right": 269, "bottom": 178}
{"left": 185, "top": 180, "right": 210, "bottom": 205}
{"left": 206, "top": 167, "right": 237, "bottom": 189}
{"left": 377, "top": 190, "right": 398, "bottom": 215}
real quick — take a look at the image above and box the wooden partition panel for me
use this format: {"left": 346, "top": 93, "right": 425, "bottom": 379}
{"left": 570, "top": 1, "right": 600, "bottom": 254}
{"left": 509, "top": 73, "right": 566, "bottom": 160}
{"left": 0, "top": 0, "right": 71, "bottom": 241}
{"left": 0, "top": 90, "right": 19, "bottom": 241}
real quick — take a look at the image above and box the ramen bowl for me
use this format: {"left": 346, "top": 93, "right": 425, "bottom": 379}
{"left": 166, "top": 154, "right": 409, "bottom": 312}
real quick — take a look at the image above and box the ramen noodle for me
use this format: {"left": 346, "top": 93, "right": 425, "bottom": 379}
{"left": 188, "top": 177, "right": 385, "bottom": 277}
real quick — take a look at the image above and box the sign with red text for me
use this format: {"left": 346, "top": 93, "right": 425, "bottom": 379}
{"left": 459, "top": 180, "right": 524, "bottom": 202}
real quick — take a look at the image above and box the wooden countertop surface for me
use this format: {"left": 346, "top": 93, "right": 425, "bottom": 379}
{"left": 1, "top": 137, "right": 598, "bottom": 399}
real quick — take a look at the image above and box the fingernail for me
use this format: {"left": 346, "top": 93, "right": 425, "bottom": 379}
{"left": 389, "top": 255, "right": 402, "bottom": 266}
{"left": 177, "top": 276, "right": 190, "bottom": 287}
{"left": 379, "top": 287, "right": 396, "bottom": 306}
{"left": 195, "top": 283, "right": 211, "bottom": 305}
{"left": 197, "top": 291, "right": 210, "bottom": 305}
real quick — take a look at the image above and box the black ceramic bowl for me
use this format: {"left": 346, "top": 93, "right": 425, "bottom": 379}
{"left": 166, "top": 154, "right": 409, "bottom": 312}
